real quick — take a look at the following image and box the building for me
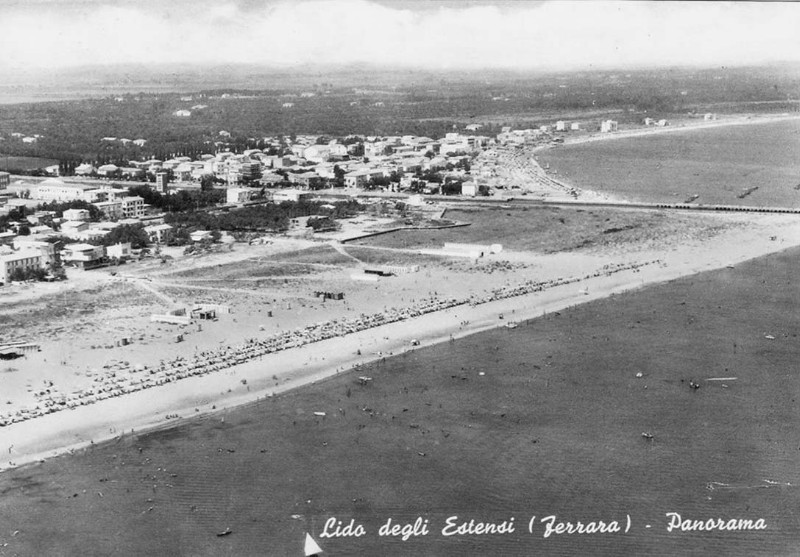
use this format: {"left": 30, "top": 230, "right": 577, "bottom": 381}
{"left": 600, "top": 120, "right": 618, "bottom": 133}
{"left": 91, "top": 196, "right": 144, "bottom": 220}
{"left": 92, "top": 200, "right": 123, "bottom": 220}
{"left": 97, "top": 164, "right": 120, "bottom": 177}
{"left": 60, "top": 220, "right": 90, "bottom": 238}
{"left": 106, "top": 242, "right": 132, "bottom": 261}
{"left": 13, "top": 238, "right": 58, "bottom": 267}
{"left": 238, "top": 161, "right": 262, "bottom": 183}
{"left": 120, "top": 197, "right": 144, "bottom": 219}
{"left": 190, "top": 230, "right": 213, "bottom": 242}
{"left": 0, "top": 249, "right": 43, "bottom": 283}
{"left": 272, "top": 189, "right": 312, "bottom": 203}
{"left": 344, "top": 169, "right": 385, "bottom": 189}
{"left": 226, "top": 187, "right": 260, "bottom": 204}
{"left": 155, "top": 171, "right": 170, "bottom": 192}
{"left": 570, "top": 122, "right": 581, "bottom": 131}
{"left": 74, "top": 163, "right": 96, "bottom": 176}
{"left": 61, "top": 243, "right": 104, "bottom": 268}
{"left": 144, "top": 223, "right": 173, "bottom": 244}
{"left": 0, "top": 231, "right": 15, "bottom": 246}
{"left": 35, "top": 179, "right": 100, "bottom": 202}
{"left": 120, "top": 167, "right": 146, "bottom": 180}
{"left": 461, "top": 181, "right": 478, "bottom": 197}
{"left": 0, "top": 171, "right": 9, "bottom": 189}
{"left": 293, "top": 172, "right": 323, "bottom": 189}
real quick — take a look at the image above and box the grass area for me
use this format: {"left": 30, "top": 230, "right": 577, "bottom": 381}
{"left": 343, "top": 245, "right": 456, "bottom": 266}
{"left": 270, "top": 245, "right": 358, "bottom": 266}
{"left": 160, "top": 246, "right": 357, "bottom": 282}
{"left": 351, "top": 206, "right": 731, "bottom": 253}
{"left": 0, "top": 154, "right": 58, "bottom": 171}
{"left": 537, "top": 118, "right": 800, "bottom": 207}
{"left": 2, "top": 247, "right": 799, "bottom": 555}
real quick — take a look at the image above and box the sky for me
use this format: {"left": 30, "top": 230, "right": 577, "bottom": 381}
{"left": 0, "top": 0, "right": 798, "bottom": 72}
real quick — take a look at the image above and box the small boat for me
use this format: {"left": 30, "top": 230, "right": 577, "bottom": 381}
{"left": 216, "top": 528, "right": 232, "bottom": 537}
{"left": 642, "top": 432, "right": 654, "bottom": 440}
{"left": 504, "top": 322, "right": 518, "bottom": 329}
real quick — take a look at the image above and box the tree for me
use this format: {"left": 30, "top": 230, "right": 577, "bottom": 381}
{"left": 200, "top": 174, "right": 216, "bottom": 191}
{"left": 8, "top": 266, "right": 46, "bottom": 282}
{"left": 98, "top": 224, "right": 150, "bottom": 249}
{"left": 333, "top": 165, "right": 346, "bottom": 187}
{"left": 306, "top": 216, "right": 337, "bottom": 232}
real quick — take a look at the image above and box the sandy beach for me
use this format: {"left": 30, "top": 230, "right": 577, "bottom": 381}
{"left": 2, "top": 209, "right": 799, "bottom": 472}
{"left": 558, "top": 112, "right": 800, "bottom": 147}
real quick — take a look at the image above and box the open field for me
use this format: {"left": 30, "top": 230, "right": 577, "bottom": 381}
{"left": 0, "top": 281, "right": 159, "bottom": 342}
{"left": 537, "top": 118, "right": 800, "bottom": 208}
{"left": 0, "top": 154, "right": 58, "bottom": 171}
{"left": 1, "top": 245, "right": 799, "bottom": 555}
{"left": 351, "top": 205, "right": 737, "bottom": 254}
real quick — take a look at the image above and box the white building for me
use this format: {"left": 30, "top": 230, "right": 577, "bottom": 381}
{"left": 92, "top": 196, "right": 144, "bottom": 220}
{"left": 0, "top": 249, "right": 43, "bottom": 283}
{"left": 97, "top": 164, "right": 120, "bottom": 177}
{"left": 600, "top": 120, "right": 618, "bottom": 133}
{"left": 63, "top": 208, "right": 90, "bottom": 222}
{"left": 74, "top": 163, "right": 96, "bottom": 176}
{"left": 272, "top": 189, "right": 312, "bottom": 203}
{"left": 35, "top": 179, "right": 101, "bottom": 202}
{"left": 461, "top": 182, "right": 478, "bottom": 197}
{"left": 106, "top": 242, "right": 132, "bottom": 260}
{"left": 144, "top": 224, "right": 173, "bottom": 244}
{"left": 226, "top": 187, "right": 260, "bottom": 204}
{"left": 61, "top": 243, "right": 104, "bottom": 268}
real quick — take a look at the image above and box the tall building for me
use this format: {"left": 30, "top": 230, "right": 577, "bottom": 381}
{"left": 155, "top": 171, "right": 169, "bottom": 192}
{"left": 0, "top": 171, "right": 10, "bottom": 189}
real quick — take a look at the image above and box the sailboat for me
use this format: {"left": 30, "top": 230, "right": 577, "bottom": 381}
{"left": 305, "top": 533, "right": 323, "bottom": 556}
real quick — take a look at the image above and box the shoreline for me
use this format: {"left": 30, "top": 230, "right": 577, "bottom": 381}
{"left": 3, "top": 215, "right": 800, "bottom": 473}
{"left": 527, "top": 112, "right": 800, "bottom": 203}
{"left": 557, "top": 112, "right": 800, "bottom": 148}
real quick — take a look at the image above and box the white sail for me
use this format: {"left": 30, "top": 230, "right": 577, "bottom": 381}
{"left": 304, "top": 533, "right": 323, "bottom": 556}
